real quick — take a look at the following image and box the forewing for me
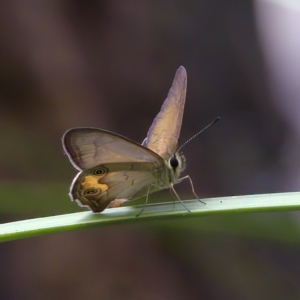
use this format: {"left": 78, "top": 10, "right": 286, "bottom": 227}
{"left": 142, "top": 66, "right": 186, "bottom": 160}
{"left": 63, "top": 128, "right": 163, "bottom": 171}
{"left": 70, "top": 161, "right": 168, "bottom": 212}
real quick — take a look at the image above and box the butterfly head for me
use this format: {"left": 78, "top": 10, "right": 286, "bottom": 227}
{"left": 168, "top": 152, "right": 186, "bottom": 180}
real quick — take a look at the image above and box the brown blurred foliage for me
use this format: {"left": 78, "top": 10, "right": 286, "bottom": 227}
{"left": 1, "top": 1, "right": 300, "bottom": 299}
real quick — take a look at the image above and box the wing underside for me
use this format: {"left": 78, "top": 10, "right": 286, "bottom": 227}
{"left": 142, "top": 66, "right": 187, "bottom": 160}
{"left": 70, "top": 161, "right": 170, "bottom": 212}
{"left": 63, "top": 128, "right": 163, "bottom": 171}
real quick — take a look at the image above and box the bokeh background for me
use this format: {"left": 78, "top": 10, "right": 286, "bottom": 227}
{"left": 1, "top": 0, "right": 300, "bottom": 299}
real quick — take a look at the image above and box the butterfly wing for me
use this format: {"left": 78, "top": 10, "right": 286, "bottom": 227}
{"left": 63, "top": 128, "right": 170, "bottom": 212}
{"left": 70, "top": 161, "right": 168, "bottom": 212}
{"left": 63, "top": 128, "right": 164, "bottom": 171}
{"left": 142, "top": 66, "right": 187, "bottom": 160}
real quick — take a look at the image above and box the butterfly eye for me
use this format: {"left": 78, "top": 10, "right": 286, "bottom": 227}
{"left": 84, "top": 188, "right": 100, "bottom": 195}
{"left": 169, "top": 156, "right": 179, "bottom": 169}
{"left": 93, "top": 167, "right": 107, "bottom": 176}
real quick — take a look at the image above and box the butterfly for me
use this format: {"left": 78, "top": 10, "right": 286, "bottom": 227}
{"left": 62, "top": 66, "right": 203, "bottom": 213}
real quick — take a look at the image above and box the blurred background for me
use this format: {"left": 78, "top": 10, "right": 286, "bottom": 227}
{"left": 1, "top": 0, "right": 300, "bottom": 299}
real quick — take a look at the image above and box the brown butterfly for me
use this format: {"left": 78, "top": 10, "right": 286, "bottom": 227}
{"left": 63, "top": 66, "right": 204, "bottom": 213}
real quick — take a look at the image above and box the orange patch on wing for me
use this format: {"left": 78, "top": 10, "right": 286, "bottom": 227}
{"left": 81, "top": 175, "right": 109, "bottom": 192}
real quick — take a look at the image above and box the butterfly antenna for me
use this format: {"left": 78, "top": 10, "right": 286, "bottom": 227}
{"left": 177, "top": 117, "right": 220, "bottom": 153}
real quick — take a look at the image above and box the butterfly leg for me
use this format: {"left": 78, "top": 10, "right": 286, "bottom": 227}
{"left": 169, "top": 188, "right": 177, "bottom": 210}
{"left": 178, "top": 175, "right": 206, "bottom": 204}
{"left": 136, "top": 185, "right": 152, "bottom": 217}
{"left": 170, "top": 184, "right": 191, "bottom": 212}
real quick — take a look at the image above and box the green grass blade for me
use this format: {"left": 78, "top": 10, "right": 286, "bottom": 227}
{"left": 1, "top": 192, "right": 300, "bottom": 242}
